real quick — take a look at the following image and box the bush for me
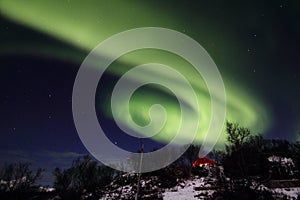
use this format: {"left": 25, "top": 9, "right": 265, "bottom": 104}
{"left": 0, "top": 162, "right": 43, "bottom": 199}
{"left": 0, "top": 162, "right": 43, "bottom": 193}
{"left": 191, "top": 166, "right": 209, "bottom": 177}
{"left": 53, "top": 155, "right": 116, "bottom": 197}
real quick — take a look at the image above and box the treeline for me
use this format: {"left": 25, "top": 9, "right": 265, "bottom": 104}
{"left": 0, "top": 122, "right": 299, "bottom": 199}
{"left": 212, "top": 121, "right": 300, "bottom": 199}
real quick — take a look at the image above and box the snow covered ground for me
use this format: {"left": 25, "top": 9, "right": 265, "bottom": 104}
{"left": 272, "top": 187, "right": 300, "bottom": 199}
{"left": 163, "top": 177, "right": 216, "bottom": 200}
{"left": 163, "top": 176, "right": 300, "bottom": 200}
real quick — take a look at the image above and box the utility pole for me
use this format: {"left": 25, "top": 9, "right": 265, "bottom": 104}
{"left": 135, "top": 139, "right": 144, "bottom": 200}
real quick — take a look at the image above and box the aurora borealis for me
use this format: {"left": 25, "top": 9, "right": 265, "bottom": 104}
{"left": 0, "top": 0, "right": 300, "bottom": 179}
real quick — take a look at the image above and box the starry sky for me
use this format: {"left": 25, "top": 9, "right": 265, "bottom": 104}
{"left": 0, "top": 0, "right": 299, "bottom": 184}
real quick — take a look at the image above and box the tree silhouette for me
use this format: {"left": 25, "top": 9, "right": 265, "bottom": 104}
{"left": 225, "top": 121, "right": 250, "bottom": 151}
{"left": 53, "top": 155, "right": 115, "bottom": 198}
{"left": 0, "top": 162, "right": 43, "bottom": 199}
{"left": 223, "top": 122, "right": 270, "bottom": 190}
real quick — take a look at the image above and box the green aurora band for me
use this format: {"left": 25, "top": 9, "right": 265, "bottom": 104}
{"left": 0, "top": 0, "right": 271, "bottom": 147}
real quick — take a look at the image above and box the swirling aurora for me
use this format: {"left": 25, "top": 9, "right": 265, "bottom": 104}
{"left": 0, "top": 0, "right": 275, "bottom": 147}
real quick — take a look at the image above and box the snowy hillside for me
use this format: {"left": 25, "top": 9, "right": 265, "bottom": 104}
{"left": 98, "top": 166, "right": 300, "bottom": 200}
{"left": 163, "top": 177, "right": 216, "bottom": 200}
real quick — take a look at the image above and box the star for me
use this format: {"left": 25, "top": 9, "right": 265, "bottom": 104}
{"left": 11, "top": 127, "right": 17, "bottom": 134}
{"left": 48, "top": 112, "right": 53, "bottom": 119}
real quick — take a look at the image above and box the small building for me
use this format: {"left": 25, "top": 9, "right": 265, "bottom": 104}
{"left": 192, "top": 157, "right": 217, "bottom": 168}
{"left": 192, "top": 157, "right": 219, "bottom": 177}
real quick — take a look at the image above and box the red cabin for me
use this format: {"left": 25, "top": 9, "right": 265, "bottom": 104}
{"left": 192, "top": 157, "right": 217, "bottom": 167}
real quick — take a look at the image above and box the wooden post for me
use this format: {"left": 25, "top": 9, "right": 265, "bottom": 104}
{"left": 135, "top": 140, "right": 144, "bottom": 200}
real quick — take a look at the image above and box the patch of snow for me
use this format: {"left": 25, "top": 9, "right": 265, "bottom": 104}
{"left": 39, "top": 186, "right": 55, "bottom": 192}
{"left": 268, "top": 156, "right": 294, "bottom": 165}
{"left": 163, "top": 176, "right": 216, "bottom": 200}
{"left": 271, "top": 187, "right": 300, "bottom": 200}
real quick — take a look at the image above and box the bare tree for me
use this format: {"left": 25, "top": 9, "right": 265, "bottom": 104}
{"left": 0, "top": 162, "right": 43, "bottom": 192}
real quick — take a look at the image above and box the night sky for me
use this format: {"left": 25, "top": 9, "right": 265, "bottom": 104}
{"left": 0, "top": 0, "right": 299, "bottom": 184}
